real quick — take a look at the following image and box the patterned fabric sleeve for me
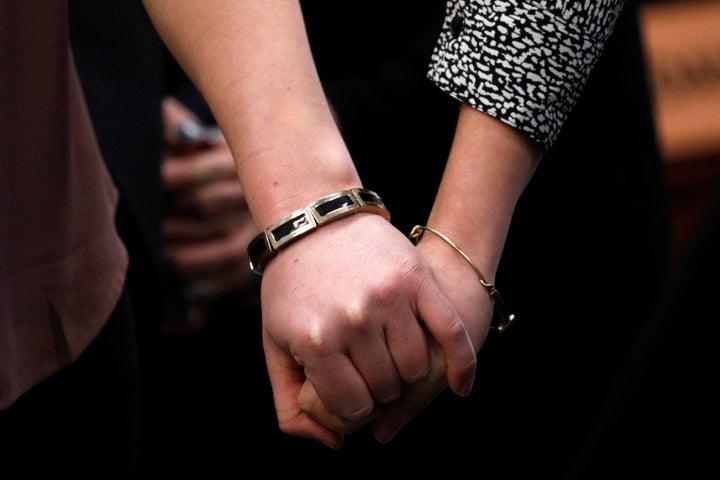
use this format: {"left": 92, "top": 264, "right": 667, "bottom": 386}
{"left": 428, "top": 0, "right": 628, "bottom": 150}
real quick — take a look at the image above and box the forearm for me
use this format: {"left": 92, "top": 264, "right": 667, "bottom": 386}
{"left": 142, "top": 0, "right": 360, "bottom": 228}
{"left": 426, "top": 104, "right": 542, "bottom": 283}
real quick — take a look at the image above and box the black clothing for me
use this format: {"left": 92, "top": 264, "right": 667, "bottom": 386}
{"left": 68, "top": 2, "right": 260, "bottom": 476}
{"left": 0, "top": 287, "right": 140, "bottom": 478}
{"left": 567, "top": 180, "right": 720, "bottom": 478}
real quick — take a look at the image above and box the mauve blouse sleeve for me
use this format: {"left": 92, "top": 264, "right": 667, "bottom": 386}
{"left": 0, "top": 1, "right": 128, "bottom": 410}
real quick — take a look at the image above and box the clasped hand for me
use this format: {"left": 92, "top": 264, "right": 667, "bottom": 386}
{"left": 260, "top": 215, "right": 491, "bottom": 449}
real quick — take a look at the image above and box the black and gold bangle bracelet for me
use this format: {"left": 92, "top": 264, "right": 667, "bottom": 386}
{"left": 247, "top": 188, "right": 390, "bottom": 275}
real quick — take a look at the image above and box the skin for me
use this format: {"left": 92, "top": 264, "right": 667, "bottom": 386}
{"left": 142, "top": 0, "right": 478, "bottom": 449}
{"left": 299, "top": 104, "right": 543, "bottom": 443}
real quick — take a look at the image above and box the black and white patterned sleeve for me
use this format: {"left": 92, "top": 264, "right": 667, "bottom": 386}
{"left": 428, "top": 0, "right": 628, "bottom": 150}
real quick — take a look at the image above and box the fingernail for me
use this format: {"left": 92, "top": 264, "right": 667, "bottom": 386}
{"left": 175, "top": 119, "right": 222, "bottom": 144}
{"left": 175, "top": 119, "right": 204, "bottom": 142}
{"left": 373, "top": 428, "right": 396, "bottom": 444}
{"left": 321, "top": 434, "right": 344, "bottom": 450}
{"left": 459, "top": 379, "right": 474, "bottom": 397}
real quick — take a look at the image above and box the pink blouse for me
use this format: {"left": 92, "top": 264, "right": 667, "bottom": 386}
{"left": 0, "top": 2, "right": 128, "bottom": 409}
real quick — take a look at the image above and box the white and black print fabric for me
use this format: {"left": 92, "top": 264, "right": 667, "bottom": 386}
{"left": 428, "top": 0, "right": 627, "bottom": 150}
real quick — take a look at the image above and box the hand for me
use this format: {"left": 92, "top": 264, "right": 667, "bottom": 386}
{"left": 295, "top": 335, "right": 446, "bottom": 439}
{"left": 259, "top": 215, "right": 478, "bottom": 448}
{"left": 297, "top": 231, "right": 494, "bottom": 444}
{"left": 162, "top": 96, "right": 259, "bottom": 330}
{"left": 371, "top": 234, "right": 493, "bottom": 441}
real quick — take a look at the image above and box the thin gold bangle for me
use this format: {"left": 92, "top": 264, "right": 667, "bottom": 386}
{"left": 409, "top": 225, "right": 515, "bottom": 333}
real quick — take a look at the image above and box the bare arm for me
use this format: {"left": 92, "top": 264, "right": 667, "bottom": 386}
{"left": 142, "top": 0, "right": 357, "bottom": 218}
{"left": 299, "top": 105, "right": 541, "bottom": 440}
{"left": 142, "top": 0, "right": 477, "bottom": 448}
{"left": 422, "top": 104, "right": 541, "bottom": 344}
{"left": 300, "top": 0, "right": 627, "bottom": 441}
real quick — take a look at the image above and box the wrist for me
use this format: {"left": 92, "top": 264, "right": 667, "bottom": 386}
{"left": 248, "top": 187, "right": 390, "bottom": 275}
{"left": 422, "top": 218, "right": 504, "bottom": 281}
{"left": 240, "top": 138, "right": 362, "bottom": 229}
{"left": 410, "top": 225, "right": 515, "bottom": 333}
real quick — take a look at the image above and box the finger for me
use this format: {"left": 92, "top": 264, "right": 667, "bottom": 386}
{"left": 263, "top": 338, "right": 344, "bottom": 449}
{"left": 371, "top": 341, "right": 448, "bottom": 443}
{"left": 416, "top": 281, "right": 476, "bottom": 397}
{"left": 162, "top": 96, "right": 195, "bottom": 143}
{"left": 345, "top": 316, "right": 403, "bottom": 404}
{"left": 279, "top": 409, "right": 344, "bottom": 450}
{"left": 302, "top": 350, "right": 375, "bottom": 421}
{"left": 371, "top": 374, "right": 447, "bottom": 444}
{"left": 164, "top": 226, "right": 253, "bottom": 278}
{"left": 165, "top": 179, "right": 247, "bottom": 218}
{"left": 384, "top": 311, "right": 431, "bottom": 385}
{"left": 173, "top": 119, "right": 223, "bottom": 146}
{"left": 162, "top": 97, "right": 224, "bottom": 147}
{"left": 163, "top": 207, "right": 252, "bottom": 241}
{"left": 162, "top": 145, "right": 238, "bottom": 190}
{"left": 298, "top": 380, "right": 376, "bottom": 434}
{"left": 176, "top": 266, "right": 259, "bottom": 302}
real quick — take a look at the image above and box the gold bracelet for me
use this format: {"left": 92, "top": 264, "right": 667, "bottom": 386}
{"left": 409, "top": 225, "right": 515, "bottom": 333}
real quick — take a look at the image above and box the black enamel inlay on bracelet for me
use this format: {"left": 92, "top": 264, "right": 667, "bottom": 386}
{"left": 272, "top": 213, "right": 310, "bottom": 243}
{"left": 358, "top": 190, "right": 380, "bottom": 204}
{"left": 316, "top": 194, "right": 353, "bottom": 217}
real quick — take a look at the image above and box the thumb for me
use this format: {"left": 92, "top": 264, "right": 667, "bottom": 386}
{"left": 298, "top": 380, "right": 378, "bottom": 435}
